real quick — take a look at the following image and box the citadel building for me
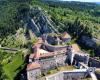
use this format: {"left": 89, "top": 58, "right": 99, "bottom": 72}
{"left": 26, "top": 32, "right": 96, "bottom": 80}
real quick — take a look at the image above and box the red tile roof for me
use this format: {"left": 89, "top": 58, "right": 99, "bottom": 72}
{"left": 29, "top": 54, "right": 35, "bottom": 59}
{"left": 61, "top": 32, "right": 71, "bottom": 39}
{"left": 29, "top": 52, "right": 55, "bottom": 59}
{"left": 31, "top": 37, "right": 67, "bottom": 59}
{"left": 72, "top": 44, "right": 80, "bottom": 52}
{"left": 39, "top": 52, "right": 55, "bottom": 58}
{"left": 36, "top": 37, "right": 43, "bottom": 44}
{"left": 34, "top": 52, "right": 40, "bottom": 59}
{"left": 30, "top": 46, "right": 67, "bottom": 59}
{"left": 32, "top": 37, "right": 43, "bottom": 49}
{"left": 27, "top": 62, "right": 41, "bottom": 71}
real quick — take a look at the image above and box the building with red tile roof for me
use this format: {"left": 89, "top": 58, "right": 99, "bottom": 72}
{"left": 67, "top": 44, "right": 89, "bottom": 65}
{"left": 41, "top": 32, "right": 71, "bottom": 45}
{"left": 27, "top": 62, "right": 41, "bottom": 71}
{"left": 72, "top": 44, "right": 80, "bottom": 52}
{"left": 60, "top": 32, "right": 71, "bottom": 42}
{"left": 61, "top": 32, "right": 71, "bottom": 39}
{"left": 27, "top": 34, "right": 90, "bottom": 80}
{"left": 27, "top": 62, "right": 41, "bottom": 80}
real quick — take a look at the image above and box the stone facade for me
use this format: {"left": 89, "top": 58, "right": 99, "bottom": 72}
{"left": 27, "top": 43, "right": 90, "bottom": 80}
{"left": 27, "top": 68, "right": 41, "bottom": 80}
{"left": 43, "top": 43, "right": 67, "bottom": 52}
{"left": 26, "top": 36, "right": 92, "bottom": 80}
{"left": 74, "top": 54, "right": 89, "bottom": 64}
{"left": 41, "top": 32, "right": 71, "bottom": 45}
{"left": 46, "top": 69, "right": 89, "bottom": 80}
{"left": 38, "top": 53, "right": 67, "bottom": 71}
{"left": 67, "top": 51, "right": 89, "bottom": 65}
{"left": 89, "top": 58, "right": 100, "bottom": 68}
{"left": 55, "top": 54, "right": 67, "bottom": 66}
{"left": 63, "top": 72, "right": 87, "bottom": 80}
{"left": 39, "top": 57, "right": 56, "bottom": 71}
{"left": 67, "top": 45, "right": 89, "bottom": 65}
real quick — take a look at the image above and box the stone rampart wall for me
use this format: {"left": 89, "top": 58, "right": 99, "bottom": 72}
{"left": 89, "top": 58, "right": 100, "bottom": 68}
{"left": 46, "top": 70, "right": 88, "bottom": 80}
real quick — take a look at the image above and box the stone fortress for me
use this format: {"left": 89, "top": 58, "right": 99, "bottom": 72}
{"left": 26, "top": 32, "right": 97, "bottom": 80}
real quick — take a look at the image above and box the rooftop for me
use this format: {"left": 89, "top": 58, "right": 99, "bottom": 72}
{"left": 27, "top": 62, "right": 41, "bottom": 71}
{"left": 29, "top": 51, "right": 55, "bottom": 59}
{"left": 33, "top": 37, "right": 43, "bottom": 48}
{"left": 72, "top": 44, "right": 80, "bottom": 52}
{"left": 72, "top": 44, "right": 89, "bottom": 56}
{"left": 61, "top": 32, "right": 71, "bottom": 39}
{"left": 31, "top": 40, "right": 68, "bottom": 59}
{"left": 39, "top": 49, "right": 50, "bottom": 54}
{"left": 36, "top": 66, "right": 76, "bottom": 80}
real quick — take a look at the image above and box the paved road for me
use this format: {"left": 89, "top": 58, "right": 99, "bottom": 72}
{"left": 0, "top": 46, "right": 19, "bottom": 52}
{"left": 90, "top": 72, "right": 98, "bottom": 80}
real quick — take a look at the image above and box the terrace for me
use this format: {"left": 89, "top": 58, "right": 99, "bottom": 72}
{"left": 46, "top": 66, "right": 75, "bottom": 75}
{"left": 36, "top": 65, "right": 75, "bottom": 80}
{"left": 45, "top": 68, "right": 93, "bottom": 80}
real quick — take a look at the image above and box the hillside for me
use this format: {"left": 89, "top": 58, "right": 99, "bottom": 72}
{"left": 0, "top": 0, "right": 100, "bottom": 80}
{"left": 27, "top": 7, "right": 58, "bottom": 36}
{"left": 42, "top": 0, "right": 100, "bottom": 38}
{"left": 0, "top": 1, "right": 30, "bottom": 80}
{"left": 40, "top": 0, "right": 100, "bottom": 56}
{"left": 0, "top": 1, "right": 59, "bottom": 80}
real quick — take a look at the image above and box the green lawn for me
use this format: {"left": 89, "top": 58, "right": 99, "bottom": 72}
{"left": 58, "top": 65, "right": 75, "bottom": 71}
{"left": 83, "top": 78, "right": 92, "bottom": 80}
{"left": 3, "top": 53, "right": 24, "bottom": 80}
{"left": 47, "top": 66, "right": 75, "bottom": 76}
{"left": 96, "top": 70, "right": 100, "bottom": 74}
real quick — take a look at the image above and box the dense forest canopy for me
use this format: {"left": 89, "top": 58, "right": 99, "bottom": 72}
{"left": 41, "top": 0, "right": 100, "bottom": 38}
{"left": 0, "top": 0, "right": 100, "bottom": 80}
{"left": 0, "top": 0, "right": 100, "bottom": 38}
{"left": 0, "top": 0, "right": 31, "bottom": 80}
{"left": 40, "top": 0, "right": 100, "bottom": 57}
{"left": 0, "top": 0, "right": 31, "bottom": 37}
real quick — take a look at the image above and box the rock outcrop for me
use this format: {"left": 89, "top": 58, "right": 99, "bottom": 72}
{"left": 27, "top": 7, "right": 58, "bottom": 36}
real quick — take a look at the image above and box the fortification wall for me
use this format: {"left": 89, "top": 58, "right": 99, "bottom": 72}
{"left": 89, "top": 58, "right": 100, "bottom": 68}
{"left": 39, "top": 54, "right": 67, "bottom": 71}
{"left": 46, "top": 70, "right": 88, "bottom": 80}
{"left": 39, "top": 58, "right": 56, "bottom": 70}
{"left": 43, "top": 43, "right": 67, "bottom": 52}
{"left": 63, "top": 72, "right": 87, "bottom": 80}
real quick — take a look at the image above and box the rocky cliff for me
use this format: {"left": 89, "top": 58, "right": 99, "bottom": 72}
{"left": 27, "top": 7, "right": 58, "bottom": 36}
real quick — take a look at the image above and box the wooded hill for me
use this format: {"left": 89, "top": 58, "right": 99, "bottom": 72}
{"left": 0, "top": 0, "right": 100, "bottom": 80}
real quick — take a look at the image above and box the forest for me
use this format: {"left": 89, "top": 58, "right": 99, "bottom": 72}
{"left": 40, "top": 0, "right": 100, "bottom": 57}
{"left": 0, "top": 0, "right": 100, "bottom": 80}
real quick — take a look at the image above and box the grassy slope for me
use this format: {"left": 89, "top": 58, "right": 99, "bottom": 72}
{"left": 3, "top": 53, "right": 24, "bottom": 80}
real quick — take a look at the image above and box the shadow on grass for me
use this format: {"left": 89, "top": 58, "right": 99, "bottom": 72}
{"left": 14, "top": 54, "right": 29, "bottom": 80}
